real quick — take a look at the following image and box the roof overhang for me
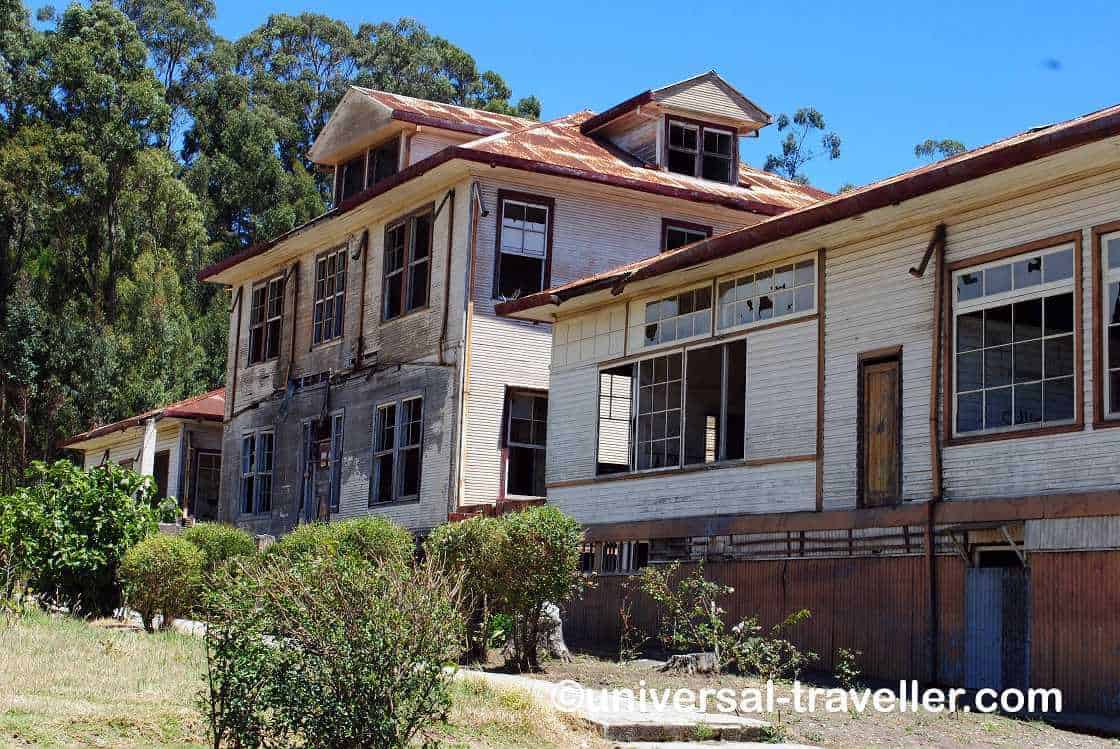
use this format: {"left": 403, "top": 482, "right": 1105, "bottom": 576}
{"left": 499, "top": 106, "right": 1120, "bottom": 323}
{"left": 60, "top": 414, "right": 221, "bottom": 452}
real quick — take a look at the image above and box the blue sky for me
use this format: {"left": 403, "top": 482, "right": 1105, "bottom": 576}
{"left": 213, "top": 0, "right": 1120, "bottom": 193}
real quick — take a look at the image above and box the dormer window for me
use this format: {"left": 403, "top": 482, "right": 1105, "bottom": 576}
{"left": 333, "top": 136, "right": 401, "bottom": 204}
{"left": 665, "top": 118, "right": 737, "bottom": 185}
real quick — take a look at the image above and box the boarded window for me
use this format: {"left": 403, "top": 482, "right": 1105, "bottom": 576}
{"left": 383, "top": 210, "right": 432, "bottom": 320}
{"left": 505, "top": 391, "right": 547, "bottom": 497}
{"left": 370, "top": 396, "right": 423, "bottom": 504}
{"left": 953, "top": 244, "right": 1076, "bottom": 436}
{"left": 495, "top": 196, "right": 551, "bottom": 299}
{"left": 248, "top": 276, "right": 284, "bottom": 365}
{"left": 313, "top": 248, "right": 347, "bottom": 344}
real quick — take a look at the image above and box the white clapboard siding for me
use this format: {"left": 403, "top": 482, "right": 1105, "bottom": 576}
{"left": 550, "top": 460, "right": 816, "bottom": 525}
{"left": 746, "top": 318, "right": 818, "bottom": 460}
{"left": 546, "top": 363, "right": 600, "bottom": 484}
{"left": 461, "top": 313, "right": 552, "bottom": 506}
{"left": 80, "top": 423, "right": 184, "bottom": 497}
{"left": 408, "top": 132, "right": 464, "bottom": 165}
{"left": 657, "top": 78, "right": 759, "bottom": 122}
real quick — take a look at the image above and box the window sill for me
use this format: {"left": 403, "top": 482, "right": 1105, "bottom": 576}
{"left": 381, "top": 306, "right": 430, "bottom": 326}
{"left": 367, "top": 498, "right": 421, "bottom": 509}
{"left": 551, "top": 453, "right": 817, "bottom": 490}
{"left": 246, "top": 355, "right": 280, "bottom": 369}
{"left": 945, "top": 421, "right": 1085, "bottom": 447}
{"left": 1091, "top": 417, "right": 1120, "bottom": 430}
{"left": 310, "top": 338, "right": 343, "bottom": 352}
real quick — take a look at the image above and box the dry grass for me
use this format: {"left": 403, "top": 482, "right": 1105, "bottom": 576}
{"left": 0, "top": 612, "right": 607, "bottom": 748}
{"left": 521, "top": 653, "right": 1120, "bottom": 749}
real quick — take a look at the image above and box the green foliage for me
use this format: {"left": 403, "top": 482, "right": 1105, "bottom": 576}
{"left": 914, "top": 138, "right": 966, "bottom": 162}
{"left": 156, "top": 496, "right": 181, "bottom": 523}
{"left": 201, "top": 554, "right": 464, "bottom": 748}
{"left": 763, "top": 107, "right": 842, "bottom": 185}
{"left": 729, "top": 609, "right": 818, "bottom": 682}
{"left": 424, "top": 514, "right": 501, "bottom": 661}
{"left": 266, "top": 517, "right": 415, "bottom": 567}
{"left": 119, "top": 533, "right": 203, "bottom": 631}
{"left": 0, "top": 460, "right": 156, "bottom": 613}
{"left": 180, "top": 522, "right": 256, "bottom": 575}
{"left": 834, "top": 647, "right": 863, "bottom": 690}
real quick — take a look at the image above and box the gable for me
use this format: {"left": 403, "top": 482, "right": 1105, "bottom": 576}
{"left": 653, "top": 73, "right": 770, "bottom": 130}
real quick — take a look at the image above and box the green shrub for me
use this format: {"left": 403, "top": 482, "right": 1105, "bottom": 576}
{"left": 120, "top": 534, "right": 204, "bottom": 632}
{"left": 266, "top": 517, "right": 414, "bottom": 566}
{"left": 424, "top": 515, "right": 501, "bottom": 661}
{"left": 488, "top": 506, "right": 585, "bottom": 671}
{"left": 181, "top": 523, "right": 257, "bottom": 575}
{"left": 0, "top": 460, "right": 156, "bottom": 614}
{"left": 201, "top": 554, "right": 464, "bottom": 748}
{"left": 156, "top": 496, "right": 181, "bottom": 523}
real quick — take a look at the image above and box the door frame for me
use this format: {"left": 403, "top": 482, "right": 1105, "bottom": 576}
{"left": 857, "top": 345, "right": 903, "bottom": 507}
{"left": 190, "top": 449, "right": 222, "bottom": 518}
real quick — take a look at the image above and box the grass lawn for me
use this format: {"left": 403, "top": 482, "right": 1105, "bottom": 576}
{"left": 515, "top": 652, "right": 1120, "bottom": 749}
{"left": 0, "top": 612, "right": 607, "bottom": 748}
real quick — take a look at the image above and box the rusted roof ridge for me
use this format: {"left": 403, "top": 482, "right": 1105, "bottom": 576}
{"left": 495, "top": 102, "right": 1120, "bottom": 317}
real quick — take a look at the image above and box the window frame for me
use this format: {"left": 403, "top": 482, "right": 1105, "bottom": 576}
{"left": 492, "top": 190, "right": 555, "bottom": 300}
{"left": 1092, "top": 222, "right": 1120, "bottom": 427}
{"left": 501, "top": 388, "right": 549, "bottom": 499}
{"left": 247, "top": 275, "right": 284, "bottom": 366}
{"left": 239, "top": 430, "right": 273, "bottom": 516}
{"left": 944, "top": 232, "right": 1083, "bottom": 445}
{"left": 627, "top": 281, "right": 715, "bottom": 353}
{"left": 312, "top": 246, "right": 348, "bottom": 346}
{"left": 382, "top": 204, "right": 434, "bottom": 322}
{"left": 715, "top": 253, "right": 818, "bottom": 336}
{"left": 663, "top": 115, "right": 740, "bottom": 185}
{"left": 333, "top": 136, "right": 401, "bottom": 205}
{"left": 327, "top": 410, "right": 345, "bottom": 513}
{"left": 369, "top": 394, "right": 424, "bottom": 505}
{"left": 661, "top": 218, "right": 712, "bottom": 253}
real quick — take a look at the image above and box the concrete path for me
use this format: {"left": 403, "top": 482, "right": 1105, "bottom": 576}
{"left": 457, "top": 670, "right": 799, "bottom": 744}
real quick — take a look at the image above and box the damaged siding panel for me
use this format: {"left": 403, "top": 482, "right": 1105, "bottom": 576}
{"left": 549, "top": 460, "right": 815, "bottom": 525}
{"left": 746, "top": 319, "right": 818, "bottom": 460}
{"left": 545, "top": 363, "right": 599, "bottom": 484}
{"left": 461, "top": 314, "right": 552, "bottom": 506}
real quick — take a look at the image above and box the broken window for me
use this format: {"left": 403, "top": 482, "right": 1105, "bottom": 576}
{"left": 313, "top": 248, "right": 347, "bottom": 344}
{"left": 368, "top": 137, "right": 400, "bottom": 185}
{"left": 248, "top": 276, "right": 284, "bottom": 365}
{"left": 953, "top": 244, "right": 1076, "bottom": 436}
{"left": 333, "top": 137, "right": 400, "bottom": 205}
{"left": 383, "top": 209, "right": 432, "bottom": 320}
{"left": 240, "top": 430, "right": 273, "bottom": 515}
{"left": 504, "top": 391, "right": 547, "bottom": 497}
{"left": 684, "top": 340, "right": 746, "bottom": 465}
{"left": 632, "top": 286, "right": 712, "bottom": 348}
{"left": 495, "top": 196, "right": 551, "bottom": 299}
{"left": 335, "top": 153, "right": 366, "bottom": 204}
{"left": 717, "top": 257, "right": 816, "bottom": 331}
{"left": 596, "top": 541, "right": 649, "bottom": 574}
{"left": 666, "top": 119, "right": 737, "bottom": 185}
{"left": 662, "top": 221, "right": 711, "bottom": 252}
{"left": 328, "top": 411, "right": 345, "bottom": 512}
{"left": 370, "top": 396, "right": 423, "bottom": 504}
{"left": 1103, "top": 231, "right": 1120, "bottom": 417}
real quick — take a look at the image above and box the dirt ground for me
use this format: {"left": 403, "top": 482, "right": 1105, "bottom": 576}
{"left": 484, "top": 650, "right": 1120, "bottom": 749}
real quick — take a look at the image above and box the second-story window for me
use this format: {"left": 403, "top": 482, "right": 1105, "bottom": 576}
{"left": 383, "top": 209, "right": 432, "bottom": 320}
{"left": 334, "top": 137, "right": 401, "bottom": 205}
{"left": 369, "top": 138, "right": 400, "bottom": 184}
{"left": 666, "top": 119, "right": 737, "bottom": 185}
{"left": 662, "top": 220, "right": 712, "bottom": 252}
{"left": 336, "top": 153, "right": 365, "bottom": 204}
{"left": 494, "top": 192, "right": 553, "bottom": 299}
{"left": 247, "top": 276, "right": 284, "bottom": 365}
{"left": 313, "top": 248, "right": 347, "bottom": 345}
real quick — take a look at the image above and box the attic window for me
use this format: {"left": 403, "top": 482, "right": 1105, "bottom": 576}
{"left": 333, "top": 137, "right": 401, "bottom": 204}
{"left": 666, "top": 118, "right": 737, "bottom": 185}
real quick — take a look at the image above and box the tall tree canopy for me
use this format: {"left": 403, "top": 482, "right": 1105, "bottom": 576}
{"left": 914, "top": 138, "right": 966, "bottom": 162}
{"left": 0, "top": 0, "right": 539, "bottom": 488}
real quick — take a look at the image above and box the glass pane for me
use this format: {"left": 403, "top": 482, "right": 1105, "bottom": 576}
{"left": 1043, "top": 334, "right": 1075, "bottom": 379}
{"left": 718, "top": 280, "right": 736, "bottom": 308}
{"left": 985, "top": 264, "right": 1012, "bottom": 295}
{"left": 1044, "top": 293, "right": 1074, "bottom": 336}
{"left": 772, "top": 265, "right": 794, "bottom": 291}
{"left": 957, "top": 351, "right": 983, "bottom": 392}
{"left": 1014, "top": 382, "right": 1043, "bottom": 425}
{"left": 1109, "top": 238, "right": 1120, "bottom": 270}
{"left": 985, "top": 386, "right": 1013, "bottom": 429}
{"left": 1013, "top": 340, "right": 1042, "bottom": 383}
{"left": 757, "top": 295, "right": 773, "bottom": 320}
{"left": 412, "top": 215, "right": 432, "bottom": 259}
{"left": 701, "top": 155, "right": 732, "bottom": 182}
{"left": 984, "top": 345, "right": 1012, "bottom": 388}
{"left": 736, "top": 300, "right": 755, "bottom": 326}
{"left": 957, "top": 312, "right": 983, "bottom": 352}
{"left": 795, "top": 260, "right": 815, "bottom": 286}
{"left": 1110, "top": 282, "right": 1120, "bottom": 325}
{"left": 408, "top": 260, "right": 429, "bottom": 311}
{"left": 1013, "top": 256, "right": 1043, "bottom": 288}
{"left": 985, "top": 305, "right": 1013, "bottom": 347}
{"left": 400, "top": 449, "right": 421, "bottom": 497}
{"left": 957, "top": 391, "right": 983, "bottom": 433}
{"left": 794, "top": 285, "right": 815, "bottom": 312}
{"left": 667, "top": 148, "right": 696, "bottom": 175}
{"left": 1110, "top": 326, "right": 1120, "bottom": 370}
{"left": 774, "top": 290, "right": 795, "bottom": 316}
{"left": 1044, "top": 377, "right": 1075, "bottom": 422}
{"left": 737, "top": 275, "right": 755, "bottom": 299}
{"left": 1013, "top": 299, "right": 1044, "bottom": 342}
{"left": 756, "top": 270, "right": 773, "bottom": 294}
{"left": 957, "top": 272, "right": 982, "bottom": 301}
{"left": 375, "top": 454, "right": 394, "bottom": 502}
{"left": 1044, "top": 249, "right": 1073, "bottom": 282}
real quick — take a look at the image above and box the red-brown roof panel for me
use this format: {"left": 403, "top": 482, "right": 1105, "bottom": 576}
{"left": 356, "top": 88, "right": 536, "bottom": 136}
{"left": 60, "top": 388, "right": 226, "bottom": 447}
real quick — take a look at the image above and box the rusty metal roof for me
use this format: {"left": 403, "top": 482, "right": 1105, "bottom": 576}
{"left": 61, "top": 389, "right": 225, "bottom": 448}
{"left": 355, "top": 88, "right": 536, "bottom": 136}
{"left": 496, "top": 102, "right": 1120, "bottom": 318}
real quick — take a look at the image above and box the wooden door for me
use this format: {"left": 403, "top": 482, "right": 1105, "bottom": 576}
{"left": 965, "top": 566, "right": 1030, "bottom": 691}
{"left": 860, "top": 356, "right": 901, "bottom": 506}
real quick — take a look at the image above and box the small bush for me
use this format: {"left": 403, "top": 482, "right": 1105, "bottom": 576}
{"left": 266, "top": 517, "right": 414, "bottom": 566}
{"left": 120, "top": 534, "right": 204, "bottom": 632}
{"left": 201, "top": 554, "right": 464, "bottom": 748}
{"left": 0, "top": 460, "right": 156, "bottom": 614}
{"left": 424, "top": 515, "right": 501, "bottom": 661}
{"left": 835, "top": 647, "right": 863, "bottom": 690}
{"left": 181, "top": 523, "right": 257, "bottom": 575}
{"left": 156, "top": 496, "right": 181, "bottom": 523}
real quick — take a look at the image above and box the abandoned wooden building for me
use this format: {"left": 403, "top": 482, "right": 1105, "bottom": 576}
{"left": 197, "top": 71, "right": 822, "bottom": 536}
{"left": 61, "top": 389, "right": 226, "bottom": 522}
{"left": 498, "top": 101, "right": 1120, "bottom": 714}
